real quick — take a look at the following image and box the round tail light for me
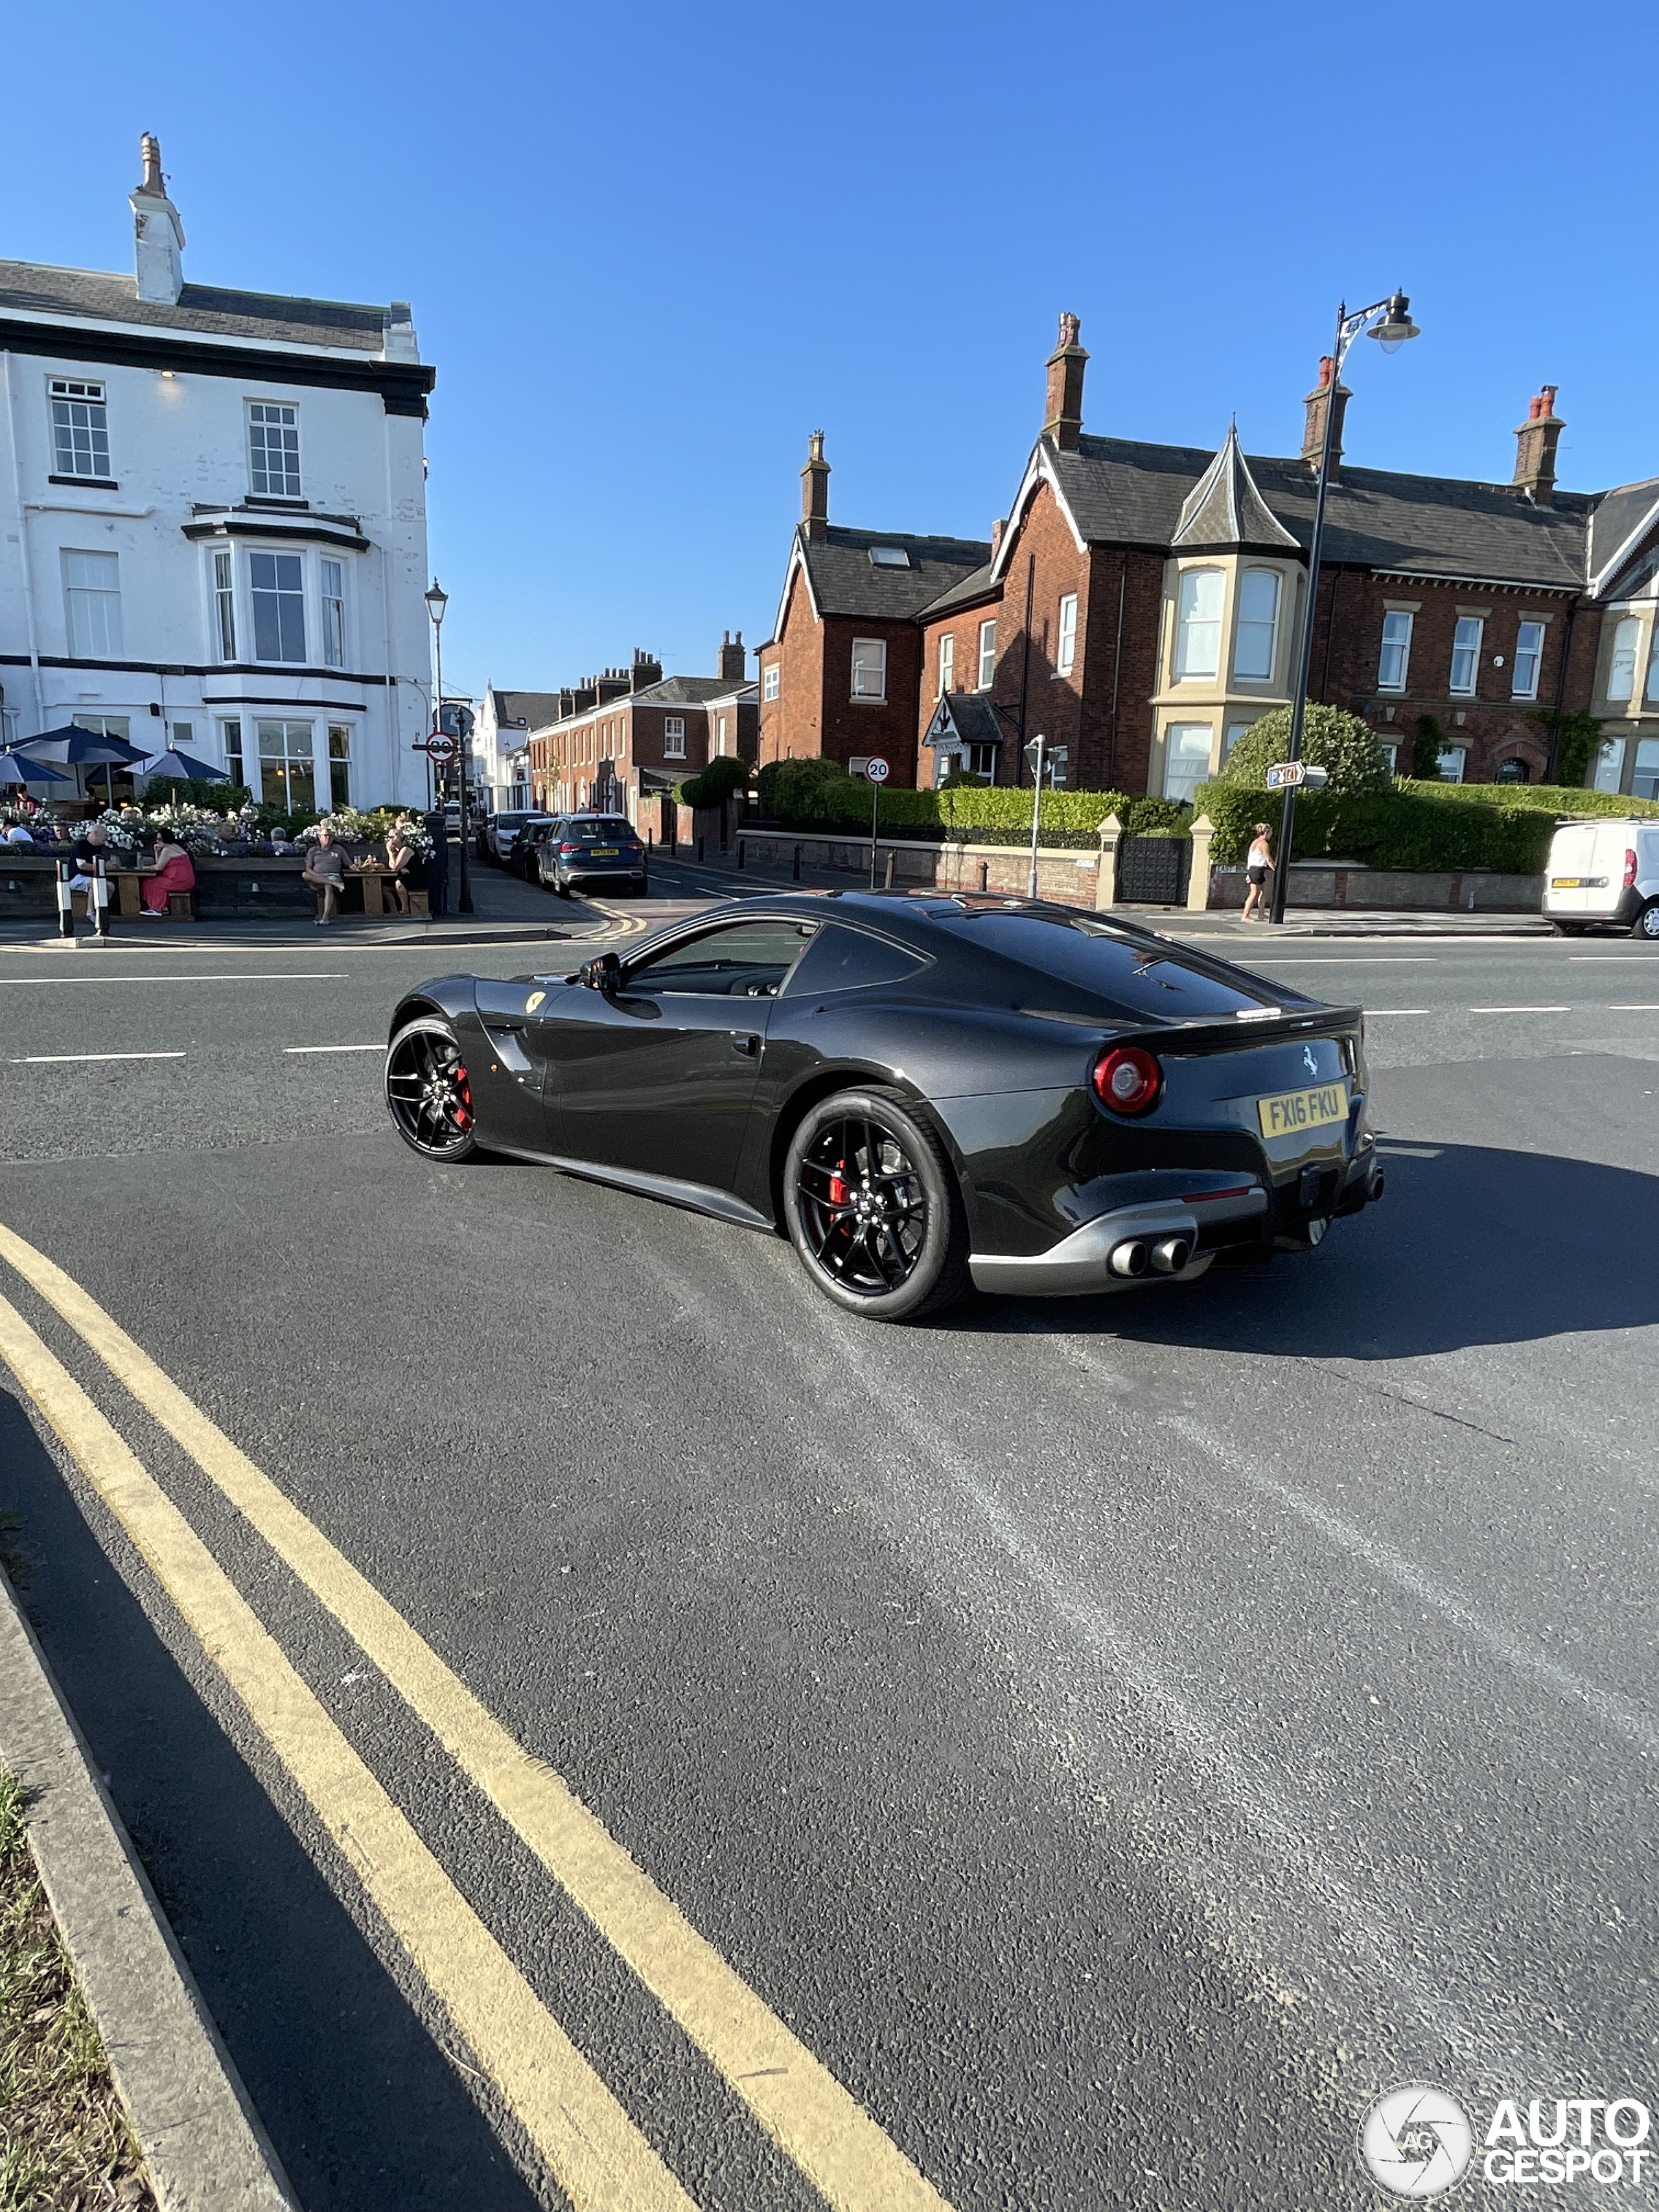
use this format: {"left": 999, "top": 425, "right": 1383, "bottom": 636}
{"left": 1093, "top": 1045, "right": 1163, "bottom": 1116}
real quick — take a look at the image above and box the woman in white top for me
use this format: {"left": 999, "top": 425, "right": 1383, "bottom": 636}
{"left": 1242, "top": 822, "right": 1274, "bottom": 922}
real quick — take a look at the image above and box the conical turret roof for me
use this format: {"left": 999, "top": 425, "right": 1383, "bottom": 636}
{"left": 1171, "top": 423, "right": 1301, "bottom": 554}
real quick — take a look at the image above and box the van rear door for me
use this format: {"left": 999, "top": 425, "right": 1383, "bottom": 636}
{"left": 1546, "top": 823, "right": 1601, "bottom": 915}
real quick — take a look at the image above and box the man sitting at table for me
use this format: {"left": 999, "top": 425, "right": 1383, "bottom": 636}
{"left": 69, "top": 821, "right": 111, "bottom": 894}
{"left": 303, "top": 824, "right": 349, "bottom": 925}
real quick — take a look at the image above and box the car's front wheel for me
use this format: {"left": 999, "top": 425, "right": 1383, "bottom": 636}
{"left": 385, "top": 1016, "right": 483, "bottom": 1160}
{"left": 782, "top": 1088, "right": 969, "bottom": 1321}
{"left": 1632, "top": 901, "right": 1659, "bottom": 941}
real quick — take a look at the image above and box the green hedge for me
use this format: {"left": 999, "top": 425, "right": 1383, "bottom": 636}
{"left": 758, "top": 766, "right": 1188, "bottom": 844}
{"left": 1194, "top": 781, "right": 1557, "bottom": 872}
{"left": 1393, "top": 777, "right": 1659, "bottom": 822}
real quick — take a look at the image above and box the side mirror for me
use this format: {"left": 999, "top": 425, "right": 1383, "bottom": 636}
{"left": 580, "top": 951, "right": 623, "bottom": 992}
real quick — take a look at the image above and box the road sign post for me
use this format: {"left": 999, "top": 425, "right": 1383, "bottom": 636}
{"left": 863, "top": 756, "right": 890, "bottom": 888}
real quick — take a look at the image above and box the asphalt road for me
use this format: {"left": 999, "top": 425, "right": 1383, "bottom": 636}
{"left": 1, "top": 905, "right": 1656, "bottom": 2211}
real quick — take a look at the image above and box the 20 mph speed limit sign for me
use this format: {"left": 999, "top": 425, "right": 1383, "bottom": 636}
{"left": 864, "top": 756, "right": 890, "bottom": 784}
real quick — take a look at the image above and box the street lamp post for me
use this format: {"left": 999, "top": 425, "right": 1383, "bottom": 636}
{"left": 425, "top": 577, "right": 472, "bottom": 916}
{"left": 1268, "top": 292, "right": 1420, "bottom": 926}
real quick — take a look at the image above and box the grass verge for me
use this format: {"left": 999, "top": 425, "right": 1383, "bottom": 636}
{"left": 0, "top": 1765, "right": 156, "bottom": 2209}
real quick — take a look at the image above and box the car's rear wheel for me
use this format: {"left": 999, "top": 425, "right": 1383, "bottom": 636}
{"left": 1632, "top": 901, "right": 1659, "bottom": 940}
{"left": 385, "top": 1017, "right": 483, "bottom": 1161}
{"left": 782, "top": 1088, "right": 969, "bottom": 1321}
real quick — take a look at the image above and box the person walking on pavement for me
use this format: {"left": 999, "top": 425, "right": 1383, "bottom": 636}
{"left": 423, "top": 809, "right": 450, "bottom": 917}
{"left": 1242, "top": 822, "right": 1275, "bottom": 922}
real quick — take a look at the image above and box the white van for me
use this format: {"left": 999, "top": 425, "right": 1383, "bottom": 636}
{"left": 1543, "top": 818, "right": 1659, "bottom": 938}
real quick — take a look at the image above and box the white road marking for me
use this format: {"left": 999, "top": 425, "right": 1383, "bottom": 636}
{"left": 1242, "top": 957, "right": 1437, "bottom": 964}
{"left": 15, "top": 1051, "right": 187, "bottom": 1064}
{"left": 1608, "top": 1004, "right": 1659, "bottom": 1012}
{"left": 0, "top": 972, "right": 349, "bottom": 986}
{"left": 1358, "top": 1008, "right": 1428, "bottom": 1016}
{"left": 1467, "top": 1005, "right": 1570, "bottom": 1014}
{"left": 283, "top": 1044, "right": 383, "bottom": 1054}
{"left": 1569, "top": 955, "right": 1656, "bottom": 961}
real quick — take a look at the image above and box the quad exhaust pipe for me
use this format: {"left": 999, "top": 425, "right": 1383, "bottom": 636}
{"left": 1109, "top": 1234, "right": 1194, "bottom": 1279}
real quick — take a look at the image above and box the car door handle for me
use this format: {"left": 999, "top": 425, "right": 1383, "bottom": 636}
{"left": 729, "top": 1031, "right": 760, "bottom": 1056}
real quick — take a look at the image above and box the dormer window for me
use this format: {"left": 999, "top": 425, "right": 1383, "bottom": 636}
{"left": 248, "top": 401, "right": 301, "bottom": 498}
{"left": 868, "top": 546, "right": 910, "bottom": 568}
{"left": 1174, "top": 568, "right": 1223, "bottom": 681}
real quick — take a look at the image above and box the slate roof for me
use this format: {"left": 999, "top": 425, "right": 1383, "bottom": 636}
{"left": 634, "top": 675, "right": 745, "bottom": 706}
{"left": 1049, "top": 434, "right": 1593, "bottom": 590}
{"left": 0, "top": 259, "right": 394, "bottom": 353}
{"left": 490, "top": 690, "right": 563, "bottom": 732}
{"left": 799, "top": 525, "right": 991, "bottom": 620}
{"left": 1586, "top": 476, "right": 1659, "bottom": 589}
{"left": 1171, "top": 425, "right": 1300, "bottom": 553}
{"left": 923, "top": 693, "right": 1009, "bottom": 749}
{"left": 916, "top": 561, "right": 998, "bottom": 620}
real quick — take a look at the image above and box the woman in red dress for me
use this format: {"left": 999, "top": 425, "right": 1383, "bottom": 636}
{"left": 140, "top": 830, "right": 196, "bottom": 915}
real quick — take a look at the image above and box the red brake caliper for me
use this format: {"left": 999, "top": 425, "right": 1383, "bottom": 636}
{"left": 452, "top": 1062, "right": 474, "bottom": 1130}
{"left": 828, "top": 1159, "right": 848, "bottom": 1205}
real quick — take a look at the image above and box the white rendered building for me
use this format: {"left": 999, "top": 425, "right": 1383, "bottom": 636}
{"left": 0, "top": 135, "right": 435, "bottom": 809}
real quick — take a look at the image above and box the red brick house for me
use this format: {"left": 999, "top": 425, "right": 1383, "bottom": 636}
{"left": 528, "top": 634, "right": 758, "bottom": 821}
{"left": 761, "top": 318, "right": 1659, "bottom": 801}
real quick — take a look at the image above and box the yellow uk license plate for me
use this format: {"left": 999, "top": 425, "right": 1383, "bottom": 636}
{"left": 1256, "top": 1081, "right": 1348, "bottom": 1139}
{"left": 1551, "top": 876, "right": 1586, "bottom": 889}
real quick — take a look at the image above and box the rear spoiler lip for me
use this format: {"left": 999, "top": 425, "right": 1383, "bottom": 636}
{"left": 1109, "top": 1003, "right": 1365, "bottom": 1052}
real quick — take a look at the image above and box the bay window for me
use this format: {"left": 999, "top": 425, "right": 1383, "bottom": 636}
{"left": 1511, "top": 620, "right": 1544, "bottom": 701}
{"left": 1450, "top": 616, "right": 1483, "bottom": 696}
{"left": 1163, "top": 723, "right": 1213, "bottom": 804}
{"left": 1233, "top": 570, "right": 1281, "bottom": 681}
{"left": 250, "top": 552, "right": 306, "bottom": 662}
{"left": 1633, "top": 738, "right": 1659, "bottom": 801}
{"left": 1174, "top": 568, "right": 1222, "bottom": 680}
{"left": 851, "top": 637, "right": 887, "bottom": 701}
{"left": 1607, "top": 617, "right": 1641, "bottom": 702}
{"left": 220, "top": 717, "right": 245, "bottom": 788}
{"left": 327, "top": 723, "right": 352, "bottom": 808}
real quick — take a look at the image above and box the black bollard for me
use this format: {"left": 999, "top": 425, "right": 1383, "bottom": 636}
{"left": 55, "top": 859, "right": 74, "bottom": 938}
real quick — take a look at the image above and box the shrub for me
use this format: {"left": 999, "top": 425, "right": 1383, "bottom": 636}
{"left": 1529, "top": 710, "right": 1602, "bottom": 787}
{"left": 677, "top": 754, "right": 752, "bottom": 810}
{"left": 1222, "top": 704, "right": 1393, "bottom": 797}
{"left": 1393, "top": 778, "right": 1659, "bottom": 822}
{"left": 1196, "top": 780, "right": 1557, "bottom": 872}
{"left": 141, "top": 776, "right": 253, "bottom": 811}
{"left": 1410, "top": 716, "right": 1446, "bottom": 781}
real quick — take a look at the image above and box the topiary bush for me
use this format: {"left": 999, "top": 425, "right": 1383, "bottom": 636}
{"left": 677, "top": 754, "right": 752, "bottom": 810}
{"left": 1222, "top": 704, "right": 1393, "bottom": 797}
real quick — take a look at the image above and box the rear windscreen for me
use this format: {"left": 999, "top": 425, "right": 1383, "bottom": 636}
{"left": 568, "top": 819, "right": 633, "bottom": 837}
{"left": 938, "top": 911, "right": 1288, "bottom": 1018}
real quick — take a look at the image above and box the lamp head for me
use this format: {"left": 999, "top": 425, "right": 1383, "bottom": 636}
{"left": 1369, "top": 293, "right": 1420, "bottom": 355}
{"left": 424, "top": 577, "right": 449, "bottom": 627}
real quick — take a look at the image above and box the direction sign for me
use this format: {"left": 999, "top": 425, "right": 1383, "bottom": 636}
{"left": 864, "top": 756, "right": 890, "bottom": 784}
{"left": 1265, "top": 760, "right": 1328, "bottom": 791}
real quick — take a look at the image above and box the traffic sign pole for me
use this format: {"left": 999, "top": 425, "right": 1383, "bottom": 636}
{"left": 863, "top": 756, "right": 890, "bottom": 888}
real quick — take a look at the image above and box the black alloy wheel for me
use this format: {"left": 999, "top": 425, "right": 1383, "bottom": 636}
{"left": 385, "top": 1017, "right": 483, "bottom": 1160}
{"left": 782, "top": 1087, "right": 969, "bottom": 1321}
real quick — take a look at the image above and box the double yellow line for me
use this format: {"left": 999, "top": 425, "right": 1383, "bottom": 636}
{"left": 0, "top": 1223, "right": 951, "bottom": 2212}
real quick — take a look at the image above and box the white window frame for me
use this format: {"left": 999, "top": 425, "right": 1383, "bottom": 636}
{"left": 977, "top": 620, "right": 996, "bottom": 691}
{"left": 1511, "top": 620, "right": 1545, "bottom": 701}
{"left": 219, "top": 716, "right": 245, "bottom": 788}
{"left": 327, "top": 721, "right": 353, "bottom": 808}
{"left": 937, "top": 632, "right": 954, "bottom": 698}
{"left": 762, "top": 662, "right": 780, "bottom": 702}
{"left": 1437, "top": 745, "right": 1467, "bottom": 784}
{"left": 320, "top": 557, "right": 346, "bottom": 669}
{"left": 1174, "top": 568, "right": 1224, "bottom": 681}
{"left": 1607, "top": 616, "right": 1641, "bottom": 703}
{"left": 1056, "top": 594, "right": 1078, "bottom": 677}
{"left": 663, "top": 716, "right": 687, "bottom": 759}
{"left": 248, "top": 549, "right": 307, "bottom": 664}
{"left": 62, "top": 548, "right": 123, "bottom": 658}
{"left": 48, "top": 377, "right": 111, "bottom": 481}
{"left": 1592, "top": 737, "right": 1627, "bottom": 794}
{"left": 1233, "top": 569, "right": 1281, "bottom": 682}
{"left": 1377, "top": 609, "right": 1413, "bottom": 692}
{"left": 211, "top": 547, "right": 237, "bottom": 660}
{"left": 1378, "top": 741, "right": 1399, "bottom": 774}
{"left": 255, "top": 717, "right": 318, "bottom": 812}
{"left": 1449, "top": 615, "right": 1483, "bottom": 697}
{"left": 1163, "top": 721, "right": 1214, "bottom": 804}
{"left": 851, "top": 637, "right": 887, "bottom": 702}
{"left": 247, "top": 401, "right": 302, "bottom": 499}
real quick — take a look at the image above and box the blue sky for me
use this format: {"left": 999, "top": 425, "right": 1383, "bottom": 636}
{"left": 6, "top": 0, "right": 1656, "bottom": 701}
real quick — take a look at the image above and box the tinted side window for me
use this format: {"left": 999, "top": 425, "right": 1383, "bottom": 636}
{"left": 783, "top": 924, "right": 930, "bottom": 996}
{"left": 627, "top": 918, "right": 820, "bottom": 997}
{"left": 938, "top": 912, "right": 1282, "bottom": 1016}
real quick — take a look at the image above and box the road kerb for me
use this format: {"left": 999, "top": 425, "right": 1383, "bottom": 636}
{"left": 0, "top": 1554, "right": 299, "bottom": 2212}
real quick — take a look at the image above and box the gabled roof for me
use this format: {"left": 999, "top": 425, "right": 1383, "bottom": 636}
{"left": 797, "top": 524, "right": 991, "bottom": 620}
{"left": 923, "top": 693, "right": 1008, "bottom": 750}
{"left": 917, "top": 561, "right": 999, "bottom": 620}
{"left": 1586, "top": 476, "right": 1659, "bottom": 597}
{"left": 1171, "top": 425, "right": 1300, "bottom": 553}
{"left": 488, "top": 689, "right": 563, "bottom": 730}
{"left": 0, "top": 258, "right": 400, "bottom": 355}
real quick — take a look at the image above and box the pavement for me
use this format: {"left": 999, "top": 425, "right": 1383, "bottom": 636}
{"left": 1, "top": 900, "right": 1656, "bottom": 2209}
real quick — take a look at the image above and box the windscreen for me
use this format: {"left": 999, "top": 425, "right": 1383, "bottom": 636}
{"left": 938, "top": 911, "right": 1287, "bottom": 1018}
{"left": 568, "top": 819, "right": 634, "bottom": 837}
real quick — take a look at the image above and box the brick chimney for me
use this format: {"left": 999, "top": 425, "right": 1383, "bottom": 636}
{"left": 130, "top": 132, "right": 185, "bottom": 305}
{"left": 1043, "top": 313, "right": 1087, "bottom": 450}
{"left": 801, "top": 431, "right": 830, "bottom": 541}
{"left": 1301, "top": 356, "right": 1351, "bottom": 475}
{"left": 1513, "top": 386, "right": 1564, "bottom": 506}
{"left": 718, "top": 630, "right": 747, "bottom": 682}
{"left": 990, "top": 518, "right": 1008, "bottom": 561}
{"left": 629, "top": 649, "right": 664, "bottom": 693}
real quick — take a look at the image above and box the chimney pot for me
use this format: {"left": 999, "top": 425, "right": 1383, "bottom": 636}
{"left": 1042, "top": 313, "right": 1087, "bottom": 451}
{"left": 1301, "top": 357, "right": 1351, "bottom": 475}
{"left": 130, "top": 132, "right": 185, "bottom": 305}
{"left": 801, "top": 430, "right": 830, "bottom": 541}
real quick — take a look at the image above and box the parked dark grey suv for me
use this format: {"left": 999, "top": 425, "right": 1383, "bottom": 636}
{"left": 536, "top": 815, "right": 649, "bottom": 898}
